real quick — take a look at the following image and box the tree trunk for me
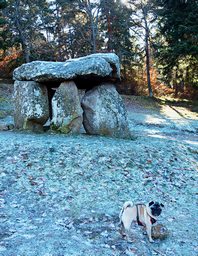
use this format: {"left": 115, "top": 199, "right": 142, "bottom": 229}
{"left": 91, "top": 18, "right": 96, "bottom": 53}
{"left": 107, "top": 12, "right": 112, "bottom": 52}
{"left": 143, "top": 6, "right": 153, "bottom": 97}
{"left": 174, "top": 68, "right": 179, "bottom": 97}
{"left": 14, "top": 0, "right": 30, "bottom": 63}
{"left": 23, "top": 42, "right": 30, "bottom": 63}
{"left": 87, "top": 0, "right": 98, "bottom": 53}
{"left": 145, "top": 31, "right": 153, "bottom": 97}
{"left": 55, "top": 3, "right": 62, "bottom": 61}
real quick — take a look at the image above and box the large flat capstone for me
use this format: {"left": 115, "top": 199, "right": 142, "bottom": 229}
{"left": 13, "top": 53, "right": 120, "bottom": 82}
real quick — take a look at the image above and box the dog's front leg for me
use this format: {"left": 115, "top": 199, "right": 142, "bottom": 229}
{"left": 146, "top": 223, "right": 154, "bottom": 243}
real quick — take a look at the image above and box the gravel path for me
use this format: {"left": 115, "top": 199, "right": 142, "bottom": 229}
{"left": 0, "top": 90, "right": 198, "bottom": 255}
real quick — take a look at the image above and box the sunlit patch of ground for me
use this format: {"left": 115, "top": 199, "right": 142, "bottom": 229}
{"left": 160, "top": 104, "right": 198, "bottom": 120}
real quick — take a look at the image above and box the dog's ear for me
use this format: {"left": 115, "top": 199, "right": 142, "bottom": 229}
{"left": 160, "top": 203, "right": 164, "bottom": 208}
{"left": 149, "top": 201, "right": 154, "bottom": 206}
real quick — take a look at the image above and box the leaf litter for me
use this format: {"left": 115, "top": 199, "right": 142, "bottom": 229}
{"left": 0, "top": 95, "right": 198, "bottom": 255}
{"left": 0, "top": 129, "right": 197, "bottom": 256}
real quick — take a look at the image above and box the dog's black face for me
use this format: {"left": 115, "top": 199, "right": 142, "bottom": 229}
{"left": 149, "top": 201, "right": 164, "bottom": 217}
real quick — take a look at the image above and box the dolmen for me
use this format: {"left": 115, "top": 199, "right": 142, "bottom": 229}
{"left": 13, "top": 53, "right": 131, "bottom": 138}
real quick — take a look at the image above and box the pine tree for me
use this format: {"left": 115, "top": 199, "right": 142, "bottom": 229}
{"left": 3, "top": 0, "right": 50, "bottom": 62}
{"left": 100, "top": 0, "right": 134, "bottom": 79}
{"left": 154, "top": 0, "right": 198, "bottom": 93}
{"left": 0, "top": 0, "right": 6, "bottom": 11}
{"left": 127, "top": 0, "right": 156, "bottom": 97}
{"left": 0, "top": 0, "right": 7, "bottom": 53}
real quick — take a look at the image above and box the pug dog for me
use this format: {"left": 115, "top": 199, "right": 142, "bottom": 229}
{"left": 119, "top": 201, "right": 164, "bottom": 242}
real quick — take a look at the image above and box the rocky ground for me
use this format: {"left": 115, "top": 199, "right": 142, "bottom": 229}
{"left": 0, "top": 82, "right": 198, "bottom": 255}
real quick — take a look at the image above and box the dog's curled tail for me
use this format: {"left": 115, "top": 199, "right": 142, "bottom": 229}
{"left": 119, "top": 201, "right": 133, "bottom": 222}
{"left": 122, "top": 201, "right": 133, "bottom": 209}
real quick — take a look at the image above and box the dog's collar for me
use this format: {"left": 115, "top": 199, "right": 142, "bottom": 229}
{"left": 136, "top": 205, "right": 143, "bottom": 226}
{"left": 146, "top": 208, "right": 157, "bottom": 224}
{"left": 147, "top": 212, "right": 157, "bottom": 224}
{"left": 146, "top": 205, "right": 157, "bottom": 223}
{"left": 150, "top": 216, "right": 157, "bottom": 224}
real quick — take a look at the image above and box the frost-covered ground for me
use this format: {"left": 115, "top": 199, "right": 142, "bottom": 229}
{"left": 0, "top": 86, "right": 198, "bottom": 255}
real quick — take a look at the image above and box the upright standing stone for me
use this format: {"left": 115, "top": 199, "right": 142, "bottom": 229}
{"left": 81, "top": 83, "right": 131, "bottom": 138}
{"left": 14, "top": 81, "right": 49, "bottom": 131}
{"left": 51, "top": 81, "right": 83, "bottom": 134}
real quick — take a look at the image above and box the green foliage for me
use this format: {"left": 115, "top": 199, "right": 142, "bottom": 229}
{"left": 0, "top": 0, "right": 197, "bottom": 97}
{"left": 0, "top": 0, "right": 7, "bottom": 55}
{"left": 100, "top": 0, "right": 137, "bottom": 81}
{"left": 153, "top": 0, "right": 198, "bottom": 89}
{"left": 2, "top": 0, "right": 52, "bottom": 62}
{"left": 0, "top": 0, "right": 6, "bottom": 9}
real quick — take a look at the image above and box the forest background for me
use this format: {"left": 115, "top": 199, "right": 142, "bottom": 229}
{"left": 0, "top": 0, "right": 197, "bottom": 99}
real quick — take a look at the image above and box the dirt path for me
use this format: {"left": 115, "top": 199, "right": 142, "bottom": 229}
{"left": 123, "top": 96, "right": 198, "bottom": 145}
